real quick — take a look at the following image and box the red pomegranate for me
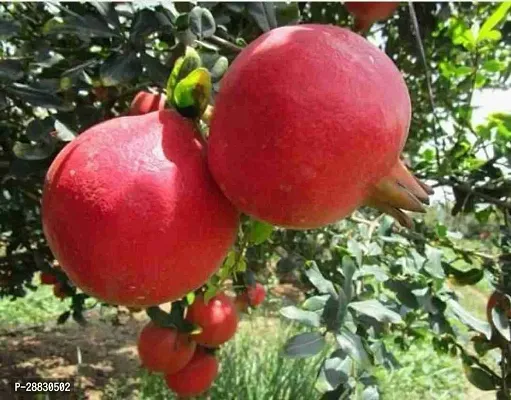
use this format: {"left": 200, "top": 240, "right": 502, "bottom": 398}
{"left": 237, "top": 282, "right": 266, "bottom": 309}
{"left": 129, "top": 91, "right": 166, "bottom": 116}
{"left": 40, "top": 271, "right": 58, "bottom": 285}
{"left": 185, "top": 293, "right": 238, "bottom": 347}
{"left": 42, "top": 110, "right": 239, "bottom": 307}
{"left": 165, "top": 348, "right": 218, "bottom": 397}
{"left": 345, "top": 2, "right": 400, "bottom": 33}
{"left": 208, "top": 25, "right": 430, "bottom": 230}
{"left": 137, "top": 321, "right": 196, "bottom": 374}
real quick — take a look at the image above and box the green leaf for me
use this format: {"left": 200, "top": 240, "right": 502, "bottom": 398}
{"left": 424, "top": 246, "right": 445, "bottom": 279}
{"left": 280, "top": 306, "right": 321, "bottom": 327}
{"left": 91, "top": 2, "right": 120, "bottom": 29}
{"left": 336, "top": 330, "right": 370, "bottom": 367}
{"left": 305, "top": 262, "right": 336, "bottom": 296}
{"left": 464, "top": 365, "right": 497, "bottom": 391}
{"left": 57, "top": 311, "right": 71, "bottom": 325}
{"left": 54, "top": 120, "right": 77, "bottom": 142}
{"left": 384, "top": 280, "right": 419, "bottom": 309}
{"left": 347, "top": 239, "right": 363, "bottom": 266}
{"left": 491, "top": 306, "right": 511, "bottom": 341}
{"left": 13, "top": 141, "right": 56, "bottom": 161}
{"left": 283, "top": 332, "right": 326, "bottom": 359}
{"left": 448, "top": 267, "right": 484, "bottom": 286}
{"left": 366, "top": 243, "right": 382, "bottom": 257}
{"left": 322, "top": 291, "right": 348, "bottom": 332}
{"left": 5, "top": 83, "right": 71, "bottom": 110}
{"left": 130, "top": 9, "right": 160, "bottom": 44}
{"left": 45, "top": 14, "right": 120, "bottom": 39}
{"left": 436, "top": 223, "right": 447, "bottom": 238}
{"left": 483, "top": 59, "right": 505, "bottom": 73}
{"left": 0, "top": 59, "right": 24, "bottom": 82}
{"left": 172, "top": 68, "right": 212, "bottom": 118}
{"left": 349, "top": 300, "right": 402, "bottom": 324}
{"left": 247, "top": 220, "right": 274, "bottom": 245}
{"left": 247, "top": 2, "right": 278, "bottom": 32}
{"left": 303, "top": 295, "right": 330, "bottom": 312}
{"left": 0, "top": 18, "right": 21, "bottom": 39}
{"left": 276, "top": 2, "right": 300, "bottom": 26}
{"left": 209, "top": 56, "right": 229, "bottom": 82}
{"left": 26, "top": 118, "right": 54, "bottom": 142}
{"left": 478, "top": 2, "right": 511, "bottom": 43}
{"left": 140, "top": 53, "right": 169, "bottom": 87}
{"left": 189, "top": 6, "right": 216, "bottom": 38}
{"left": 362, "top": 386, "right": 379, "bottom": 400}
{"left": 341, "top": 256, "right": 356, "bottom": 301}
{"left": 316, "top": 349, "right": 351, "bottom": 392}
{"left": 447, "top": 299, "right": 491, "bottom": 339}
{"left": 100, "top": 52, "right": 141, "bottom": 87}
{"left": 167, "top": 47, "right": 202, "bottom": 97}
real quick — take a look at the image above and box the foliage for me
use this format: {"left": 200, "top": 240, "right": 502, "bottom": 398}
{"left": 1, "top": 1, "right": 510, "bottom": 398}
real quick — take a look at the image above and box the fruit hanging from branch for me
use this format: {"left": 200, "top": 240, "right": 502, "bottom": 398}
{"left": 137, "top": 321, "right": 196, "bottom": 374}
{"left": 164, "top": 348, "right": 219, "bottom": 397}
{"left": 186, "top": 293, "right": 239, "bottom": 347}
{"left": 42, "top": 110, "right": 240, "bottom": 307}
{"left": 207, "top": 24, "right": 431, "bottom": 229}
{"left": 345, "top": 2, "right": 400, "bottom": 33}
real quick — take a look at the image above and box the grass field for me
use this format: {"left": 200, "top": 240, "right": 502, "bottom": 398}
{"left": 0, "top": 280, "right": 494, "bottom": 399}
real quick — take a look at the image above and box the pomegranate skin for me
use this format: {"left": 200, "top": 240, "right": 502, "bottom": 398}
{"left": 345, "top": 2, "right": 400, "bottom": 29}
{"left": 42, "top": 110, "right": 239, "bottom": 307}
{"left": 208, "top": 25, "right": 411, "bottom": 229}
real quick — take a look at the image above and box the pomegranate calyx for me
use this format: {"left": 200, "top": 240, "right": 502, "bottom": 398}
{"left": 364, "top": 160, "right": 433, "bottom": 228}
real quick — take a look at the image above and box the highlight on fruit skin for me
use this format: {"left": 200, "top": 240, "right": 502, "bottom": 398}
{"left": 42, "top": 110, "right": 240, "bottom": 307}
{"left": 345, "top": 2, "right": 400, "bottom": 33}
{"left": 208, "top": 24, "right": 430, "bottom": 230}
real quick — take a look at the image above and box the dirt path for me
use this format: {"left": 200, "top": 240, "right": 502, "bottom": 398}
{"left": 0, "top": 312, "right": 146, "bottom": 400}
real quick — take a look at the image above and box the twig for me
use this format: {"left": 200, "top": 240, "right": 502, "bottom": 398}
{"left": 408, "top": 2, "right": 443, "bottom": 170}
{"left": 207, "top": 35, "right": 243, "bottom": 53}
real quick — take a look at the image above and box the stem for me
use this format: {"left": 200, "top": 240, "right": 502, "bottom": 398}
{"left": 206, "top": 35, "right": 243, "bottom": 53}
{"left": 407, "top": 2, "right": 443, "bottom": 171}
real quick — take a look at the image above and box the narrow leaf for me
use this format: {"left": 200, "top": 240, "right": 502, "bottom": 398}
{"left": 305, "top": 262, "right": 336, "bottom": 296}
{"left": 349, "top": 300, "right": 402, "bottom": 324}
{"left": 448, "top": 299, "right": 492, "bottom": 339}
{"left": 247, "top": 2, "right": 278, "bottom": 32}
{"left": 247, "top": 220, "right": 274, "bottom": 245}
{"left": 280, "top": 306, "right": 320, "bottom": 327}
{"left": 336, "top": 330, "right": 370, "bottom": 367}
{"left": 283, "top": 332, "right": 326, "bottom": 359}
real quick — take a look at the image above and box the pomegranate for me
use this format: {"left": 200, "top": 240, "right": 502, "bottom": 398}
{"left": 42, "top": 110, "right": 239, "bottom": 307}
{"left": 40, "top": 271, "right": 58, "bottom": 285}
{"left": 53, "top": 283, "right": 67, "bottom": 299}
{"left": 345, "top": 2, "right": 400, "bottom": 33}
{"left": 129, "top": 91, "right": 166, "bottom": 116}
{"left": 137, "top": 321, "right": 196, "bottom": 374}
{"left": 165, "top": 348, "right": 218, "bottom": 397}
{"left": 208, "top": 25, "right": 431, "bottom": 229}
{"left": 185, "top": 293, "right": 238, "bottom": 347}
{"left": 237, "top": 282, "right": 266, "bottom": 310}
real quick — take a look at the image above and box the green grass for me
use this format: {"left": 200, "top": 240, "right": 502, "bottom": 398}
{"left": 1, "top": 285, "right": 473, "bottom": 399}
{"left": 0, "top": 282, "right": 69, "bottom": 327}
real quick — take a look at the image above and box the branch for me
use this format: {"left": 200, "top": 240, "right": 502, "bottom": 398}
{"left": 206, "top": 35, "right": 243, "bottom": 53}
{"left": 408, "top": 2, "right": 443, "bottom": 170}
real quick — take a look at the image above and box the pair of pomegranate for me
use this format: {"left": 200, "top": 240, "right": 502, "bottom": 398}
{"left": 41, "top": 24, "right": 431, "bottom": 309}
{"left": 138, "top": 292, "right": 238, "bottom": 397}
